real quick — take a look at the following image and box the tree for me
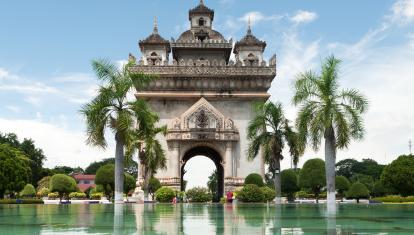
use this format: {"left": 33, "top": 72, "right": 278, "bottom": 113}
{"left": 347, "top": 182, "right": 369, "bottom": 203}
{"left": 207, "top": 170, "right": 218, "bottom": 200}
{"left": 81, "top": 59, "right": 155, "bottom": 203}
{"left": 95, "top": 164, "right": 115, "bottom": 200}
{"left": 299, "top": 159, "right": 326, "bottom": 203}
{"left": 293, "top": 55, "right": 368, "bottom": 211}
{"left": 37, "top": 176, "right": 51, "bottom": 191}
{"left": 84, "top": 158, "right": 138, "bottom": 176}
{"left": 20, "top": 184, "right": 36, "bottom": 198}
{"left": 0, "top": 143, "right": 31, "bottom": 198}
{"left": 49, "top": 174, "right": 77, "bottom": 201}
{"left": 247, "top": 101, "right": 300, "bottom": 204}
{"left": 381, "top": 154, "right": 414, "bottom": 196}
{"left": 281, "top": 169, "right": 299, "bottom": 202}
{"left": 53, "top": 166, "right": 83, "bottom": 175}
{"left": 335, "top": 176, "right": 350, "bottom": 201}
{"left": 350, "top": 173, "right": 374, "bottom": 191}
{"left": 354, "top": 159, "right": 385, "bottom": 180}
{"left": 244, "top": 173, "right": 264, "bottom": 187}
{"left": 371, "top": 181, "right": 388, "bottom": 197}
{"left": 0, "top": 133, "right": 46, "bottom": 187}
{"left": 336, "top": 159, "right": 359, "bottom": 179}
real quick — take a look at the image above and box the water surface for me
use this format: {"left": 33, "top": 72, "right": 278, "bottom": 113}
{"left": 0, "top": 203, "right": 413, "bottom": 234}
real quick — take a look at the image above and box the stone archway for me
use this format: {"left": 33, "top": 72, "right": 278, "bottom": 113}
{"left": 180, "top": 146, "right": 224, "bottom": 202}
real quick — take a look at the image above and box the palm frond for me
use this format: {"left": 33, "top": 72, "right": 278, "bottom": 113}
{"left": 91, "top": 59, "right": 120, "bottom": 83}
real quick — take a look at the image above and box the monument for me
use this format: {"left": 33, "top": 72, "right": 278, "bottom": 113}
{"left": 131, "top": 0, "right": 276, "bottom": 199}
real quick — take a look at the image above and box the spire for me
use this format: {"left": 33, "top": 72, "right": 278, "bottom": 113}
{"left": 153, "top": 16, "right": 158, "bottom": 34}
{"left": 247, "top": 16, "right": 252, "bottom": 35}
{"left": 200, "top": 0, "right": 204, "bottom": 5}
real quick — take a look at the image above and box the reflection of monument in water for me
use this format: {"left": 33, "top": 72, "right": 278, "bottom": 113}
{"left": 131, "top": 0, "right": 276, "bottom": 197}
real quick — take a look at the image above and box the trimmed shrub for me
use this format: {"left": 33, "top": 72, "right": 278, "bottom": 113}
{"left": 0, "top": 199, "right": 43, "bottom": 204}
{"left": 244, "top": 173, "right": 264, "bottom": 187}
{"left": 299, "top": 158, "right": 325, "bottom": 203}
{"left": 261, "top": 186, "right": 276, "bottom": 202}
{"left": 155, "top": 187, "right": 175, "bottom": 202}
{"left": 148, "top": 177, "right": 162, "bottom": 197}
{"left": 281, "top": 169, "right": 299, "bottom": 202}
{"left": 47, "top": 192, "right": 59, "bottom": 199}
{"left": 20, "top": 184, "right": 36, "bottom": 198}
{"left": 49, "top": 174, "right": 77, "bottom": 200}
{"left": 90, "top": 193, "right": 104, "bottom": 200}
{"left": 69, "top": 192, "right": 87, "bottom": 199}
{"left": 336, "top": 176, "right": 351, "bottom": 200}
{"left": 347, "top": 182, "right": 370, "bottom": 203}
{"left": 95, "top": 164, "right": 115, "bottom": 199}
{"left": 237, "top": 184, "right": 265, "bottom": 202}
{"left": 186, "top": 187, "right": 212, "bottom": 203}
{"left": 37, "top": 187, "right": 50, "bottom": 198}
{"left": 295, "top": 191, "right": 311, "bottom": 199}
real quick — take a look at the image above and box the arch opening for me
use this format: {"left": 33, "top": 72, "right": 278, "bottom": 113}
{"left": 181, "top": 146, "right": 224, "bottom": 202}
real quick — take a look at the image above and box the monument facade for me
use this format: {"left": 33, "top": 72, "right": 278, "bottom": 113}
{"left": 131, "top": 0, "right": 276, "bottom": 197}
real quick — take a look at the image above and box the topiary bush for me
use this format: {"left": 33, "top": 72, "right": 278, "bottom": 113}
{"left": 148, "top": 177, "right": 162, "bottom": 198}
{"left": 37, "top": 187, "right": 50, "bottom": 198}
{"left": 186, "top": 187, "right": 212, "bottom": 203}
{"left": 244, "top": 173, "right": 264, "bottom": 187}
{"left": 49, "top": 174, "right": 77, "bottom": 201}
{"left": 47, "top": 192, "right": 59, "bottom": 199}
{"left": 347, "top": 182, "right": 370, "bottom": 203}
{"left": 20, "top": 184, "right": 36, "bottom": 198}
{"left": 155, "top": 187, "right": 175, "bottom": 202}
{"left": 260, "top": 186, "right": 276, "bottom": 202}
{"left": 69, "top": 192, "right": 87, "bottom": 199}
{"left": 90, "top": 192, "right": 104, "bottom": 200}
{"left": 237, "top": 184, "right": 265, "bottom": 202}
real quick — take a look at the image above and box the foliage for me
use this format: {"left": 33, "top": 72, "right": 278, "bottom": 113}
{"left": 84, "top": 157, "right": 138, "bottom": 176}
{"left": 347, "top": 182, "right": 370, "bottom": 202}
{"left": 147, "top": 177, "right": 161, "bottom": 198}
{"left": 37, "top": 176, "right": 51, "bottom": 191}
{"left": 244, "top": 173, "right": 264, "bottom": 187}
{"left": 261, "top": 186, "right": 276, "bottom": 202}
{"left": 207, "top": 170, "right": 218, "bottom": 200}
{"left": 281, "top": 169, "right": 299, "bottom": 201}
{"left": 0, "top": 143, "right": 32, "bottom": 198}
{"left": 69, "top": 192, "right": 87, "bottom": 199}
{"left": 295, "top": 191, "right": 313, "bottom": 199}
{"left": 124, "top": 173, "right": 136, "bottom": 195}
{"left": 155, "top": 187, "right": 175, "bottom": 202}
{"left": 53, "top": 166, "right": 84, "bottom": 175}
{"left": 371, "top": 181, "right": 388, "bottom": 197}
{"left": 90, "top": 192, "right": 104, "bottom": 200}
{"left": 335, "top": 176, "right": 351, "bottom": 198}
{"left": 381, "top": 154, "right": 414, "bottom": 197}
{"left": 49, "top": 174, "right": 77, "bottom": 200}
{"left": 350, "top": 173, "right": 374, "bottom": 191}
{"left": 20, "top": 184, "right": 36, "bottom": 198}
{"left": 236, "top": 184, "right": 265, "bottom": 203}
{"left": 47, "top": 192, "right": 59, "bottom": 199}
{"left": 0, "top": 199, "right": 44, "bottom": 204}
{"left": 336, "top": 158, "right": 385, "bottom": 181}
{"left": 186, "top": 187, "right": 212, "bottom": 203}
{"left": 247, "top": 101, "right": 300, "bottom": 202}
{"left": 95, "top": 164, "right": 115, "bottom": 199}
{"left": 298, "top": 159, "right": 325, "bottom": 202}
{"left": 220, "top": 196, "right": 227, "bottom": 204}
{"left": 372, "top": 196, "right": 414, "bottom": 203}
{"left": 293, "top": 55, "right": 368, "bottom": 207}
{"left": 0, "top": 132, "right": 46, "bottom": 187}
{"left": 37, "top": 187, "right": 50, "bottom": 197}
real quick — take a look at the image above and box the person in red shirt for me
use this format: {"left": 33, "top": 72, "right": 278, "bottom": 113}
{"left": 226, "top": 191, "right": 233, "bottom": 203}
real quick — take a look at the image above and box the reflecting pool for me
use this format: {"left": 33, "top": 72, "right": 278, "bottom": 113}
{"left": 0, "top": 203, "right": 413, "bottom": 234}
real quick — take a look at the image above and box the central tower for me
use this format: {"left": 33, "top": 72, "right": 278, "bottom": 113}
{"left": 132, "top": 0, "right": 276, "bottom": 196}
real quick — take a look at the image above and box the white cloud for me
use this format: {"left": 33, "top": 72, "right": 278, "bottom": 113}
{"left": 0, "top": 118, "right": 115, "bottom": 168}
{"left": 6, "top": 105, "right": 20, "bottom": 113}
{"left": 0, "top": 68, "right": 9, "bottom": 80}
{"left": 290, "top": 10, "right": 318, "bottom": 24}
{"left": 408, "top": 32, "right": 414, "bottom": 48}
{"left": 391, "top": 0, "right": 414, "bottom": 23}
{"left": 239, "top": 11, "right": 283, "bottom": 26}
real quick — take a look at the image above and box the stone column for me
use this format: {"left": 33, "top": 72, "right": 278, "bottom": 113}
{"left": 225, "top": 142, "right": 233, "bottom": 178}
{"left": 171, "top": 142, "right": 180, "bottom": 178}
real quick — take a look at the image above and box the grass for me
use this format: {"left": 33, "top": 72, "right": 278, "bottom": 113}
{"left": 372, "top": 196, "right": 414, "bottom": 203}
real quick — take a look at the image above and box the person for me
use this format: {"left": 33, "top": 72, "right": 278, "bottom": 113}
{"left": 172, "top": 196, "right": 177, "bottom": 204}
{"left": 226, "top": 191, "right": 233, "bottom": 203}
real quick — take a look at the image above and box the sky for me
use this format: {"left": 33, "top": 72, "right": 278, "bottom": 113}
{"left": 1, "top": 0, "right": 414, "bottom": 188}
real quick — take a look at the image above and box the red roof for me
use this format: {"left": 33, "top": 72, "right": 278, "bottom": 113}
{"left": 78, "top": 184, "right": 95, "bottom": 192}
{"left": 73, "top": 174, "right": 95, "bottom": 181}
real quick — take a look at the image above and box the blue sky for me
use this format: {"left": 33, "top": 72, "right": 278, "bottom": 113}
{"left": 1, "top": 0, "right": 414, "bottom": 187}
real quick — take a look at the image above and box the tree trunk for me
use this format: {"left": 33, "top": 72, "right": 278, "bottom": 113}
{"left": 274, "top": 159, "right": 282, "bottom": 204}
{"left": 356, "top": 198, "right": 360, "bottom": 204}
{"left": 325, "top": 127, "right": 336, "bottom": 213}
{"left": 114, "top": 135, "right": 125, "bottom": 204}
{"left": 0, "top": 190, "right": 4, "bottom": 199}
{"left": 143, "top": 167, "right": 152, "bottom": 201}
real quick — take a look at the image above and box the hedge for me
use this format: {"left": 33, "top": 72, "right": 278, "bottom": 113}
{"left": 90, "top": 193, "right": 104, "bottom": 200}
{"left": 373, "top": 196, "right": 414, "bottom": 203}
{"left": 244, "top": 173, "right": 264, "bottom": 187}
{"left": 155, "top": 187, "right": 175, "bottom": 202}
{"left": 237, "top": 184, "right": 265, "bottom": 202}
{"left": 261, "top": 186, "right": 276, "bottom": 202}
{"left": 0, "top": 199, "right": 44, "bottom": 204}
{"left": 69, "top": 192, "right": 87, "bottom": 199}
{"left": 186, "top": 187, "right": 212, "bottom": 203}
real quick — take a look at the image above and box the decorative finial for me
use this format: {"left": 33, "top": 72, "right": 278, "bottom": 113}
{"left": 247, "top": 16, "right": 252, "bottom": 35}
{"left": 153, "top": 16, "right": 158, "bottom": 34}
{"left": 200, "top": 0, "right": 204, "bottom": 5}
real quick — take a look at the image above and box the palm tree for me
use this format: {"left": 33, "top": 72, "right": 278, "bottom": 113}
{"left": 247, "top": 101, "right": 299, "bottom": 204}
{"left": 293, "top": 55, "right": 368, "bottom": 211}
{"left": 81, "top": 59, "right": 155, "bottom": 203}
{"left": 126, "top": 118, "right": 167, "bottom": 201}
